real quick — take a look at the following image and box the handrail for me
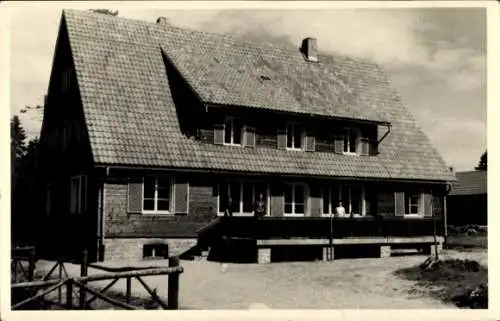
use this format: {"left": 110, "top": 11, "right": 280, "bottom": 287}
{"left": 196, "top": 217, "right": 221, "bottom": 234}
{"left": 12, "top": 266, "right": 183, "bottom": 289}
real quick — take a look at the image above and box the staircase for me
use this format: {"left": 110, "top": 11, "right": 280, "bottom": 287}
{"left": 178, "top": 217, "right": 222, "bottom": 261}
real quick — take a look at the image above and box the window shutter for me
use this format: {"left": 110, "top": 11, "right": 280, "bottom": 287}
{"left": 334, "top": 136, "right": 344, "bottom": 154}
{"left": 127, "top": 178, "right": 143, "bottom": 213}
{"left": 270, "top": 183, "right": 284, "bottom": 217}
{"left": 305, "top": 134, "right": 316, "bottom": 152}
{"left": 370, "top": 140, "right": 378, "bottom": 156}
{"left": 244, "top": 127, "right": 256, "bottom": 148}
{"left": 174, "top": 181, "right": 189, "bottom": 214}
{"left": 394, "top": 192, "right": 405, "bottom": 216}
{"left": 214, "top": 124, "right": 224, "bottom": 145}
{"left": 423, "top": 193, "right": 432, "bottom": 217}
{"left": 360, "top": 138, "right": 369, "bottom": 156}
{"left": 365, "top": 196, "right": 371, "bottom": 215}
{"left": 277, "top": 128, "right": 286, "bottom": 150}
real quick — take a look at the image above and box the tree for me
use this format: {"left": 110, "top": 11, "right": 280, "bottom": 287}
{"left": 11, "top": 116, "right": 27, "bottom": 161}
{"left": 90, "top": 8, "right": 119, "bottom": 16}
{"left": 475, "top": 151, "right": 487, "bottom": 171}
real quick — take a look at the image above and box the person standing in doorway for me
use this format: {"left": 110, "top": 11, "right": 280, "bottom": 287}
{"left": 224, "top": 197, "right": 233, "bottom": 217}
{"left": 336, "top": 201, "right": 346, "bottom": 217}
{"left": 254, "top": 193, "right": 266, "bottom": 218}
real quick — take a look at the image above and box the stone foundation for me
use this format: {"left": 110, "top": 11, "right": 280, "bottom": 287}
{"left": 430, "top": 242, "right": 443, "bottom": 256}
{"left": 380, "top": 245, "right": 391, "bottom": 258}
{"left": 103, "top": 238, "right": 197, "bottom": 261}
{"left": 258, "top": 248, "right": 271, "bottom": 264}
{"left": 322, "top": 246, "right": 334, "bottom": 261}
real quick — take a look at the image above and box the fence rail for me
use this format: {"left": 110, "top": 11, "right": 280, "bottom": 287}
{"left": 11, "top": 249, "right": 183, "bottom": 310}
{"left": 11, "top": 246, "right": 36, "bottom": 283}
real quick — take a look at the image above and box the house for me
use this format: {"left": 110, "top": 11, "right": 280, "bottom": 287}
{"left": 35, "top": 10, "right": 456, "bottom": 263}
{"left": 447, "top": 170, "right": 487, "bottom": 226}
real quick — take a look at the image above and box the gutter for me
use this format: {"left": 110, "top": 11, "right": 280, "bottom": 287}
{"left": 95, "top": 164, "right": 451, "bottom": 185}
{"left": 443, "top": 182, "right": 452, "bottom": 243}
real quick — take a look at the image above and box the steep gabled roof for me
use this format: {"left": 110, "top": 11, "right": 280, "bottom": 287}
{"left": 61, "top": 9, "right": 456, "bottom": 182}
{"left": 449, "top": 171, "right": 487, "bottom": 196}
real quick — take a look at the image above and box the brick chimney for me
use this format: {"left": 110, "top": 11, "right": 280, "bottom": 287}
{"left": 301, "top": 37, "right": 318, "bottom": 62}
{"left": 156, "top": 16, "right": 169, "bottom": 25}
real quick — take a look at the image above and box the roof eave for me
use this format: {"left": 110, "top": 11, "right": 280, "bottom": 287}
{"left": 205, "top": 102, "right": 391, "bottom": 126}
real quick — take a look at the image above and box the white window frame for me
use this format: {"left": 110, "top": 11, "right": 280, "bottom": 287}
{"left": 343, "top": 128, "right": 360, "bottom": 155}
{"left": 321, "top": 184, "right": 365, "bottom": 217}
{"left": 217, "top": 180, "right": 270, "bottom": 216}
{"left": 223, "top": 116, "right": 244, "bottom": 146}
{"left": 70, "top": 175, "right": 87, "bottom": 214}
{"left": 286, "top": 122, "right": 304, "bottom": 151}
{"left": 404, "top": 191, "right": 424, "bottom": 217}
{"left": 284, "top": 182, "right": 308, "bottom": 216}
{"left": 142, "top": 176, "right": 174, "bottom": 215}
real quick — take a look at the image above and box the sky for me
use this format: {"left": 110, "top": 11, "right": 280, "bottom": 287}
{"left": 6, "top": 2, "right": 487, "bottom": 172}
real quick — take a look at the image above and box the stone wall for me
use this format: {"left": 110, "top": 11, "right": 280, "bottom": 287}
{"left": 103, "top": 238, "right": 197, "bottom": 261}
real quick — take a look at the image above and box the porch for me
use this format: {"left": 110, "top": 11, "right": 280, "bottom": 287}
{"left": 197, "top": 216, "right": 444, "bottom": 263}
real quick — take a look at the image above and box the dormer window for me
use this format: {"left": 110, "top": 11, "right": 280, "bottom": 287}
{"left": 286, "top": 123, "right": 303, "bottom": 150}
{"left": 343, "top": 128, "right": 359, "bottom": 155}
{"left": 224, "top": 117, "right": 243, "bottom": 146}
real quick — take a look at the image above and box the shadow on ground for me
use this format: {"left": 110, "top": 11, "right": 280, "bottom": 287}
{"left": 393, "top": 258, "right": 488, "bottom": 309}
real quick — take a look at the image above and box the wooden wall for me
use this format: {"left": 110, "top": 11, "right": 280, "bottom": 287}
{"left": 102, "top": 168, "right": 447, "bottom": 239}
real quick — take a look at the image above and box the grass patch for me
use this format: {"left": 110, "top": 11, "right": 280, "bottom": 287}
{"left": 394, "top": 258, "right": 487, "bottom": 309}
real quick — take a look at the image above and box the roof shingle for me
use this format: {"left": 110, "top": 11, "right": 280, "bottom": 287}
{"left": 62, "top": 9, "right": 456, "bottom": 182}
{"left": 449, "top": 171, "right": 487, "bottom": 196}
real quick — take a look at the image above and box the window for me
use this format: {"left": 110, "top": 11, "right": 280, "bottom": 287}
{"left": 286, "top": 123, "right": 303, "bottom": 150}
{"left": 70, "top": 175, "right": 87, "bottom": 214}
{"left": 143, "top": 244, "right": 169, "bottom": 259}
{"left": 224, "top": 117, "right": 243, "bottom": 145}
{"left": 323, "top": 185, "right": 364, "bottom": 216}
{"left": 284, "top": 183, "right": 306, "bottom": 215}
{"left": 405, "top": 192, "right": 421, "bottom": 215}
{"left": 219, "top": 181, "right": 268, "bottom": 215}
{"left": 143, "top": 177, "right": 172, "bottom": 214}
{"left": 343, "top": 128, "right": 359, "bottom": 154}
{"left": 322, "top": 186, "right": 339, "bottom": 215}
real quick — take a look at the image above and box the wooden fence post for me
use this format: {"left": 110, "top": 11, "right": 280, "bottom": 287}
{"left": 167, "top": 256, "right": 180, "bottom": 309}
{"left": 28, "top": 247, "right": 36, "bottom": 282}
{"left": 79, "top": 250, "right": 88, "bottom": 308}
{"left": 58, "top": 262, "right": 62, "bottom": 304}
{"left": 13, "top": 260, "right": 18, "bottom": 283}
{"left": 66, "top": 279, "right": 73, "bottom": 309}
{"left": 126, "top": 277, "right": 131, "bottom": 304}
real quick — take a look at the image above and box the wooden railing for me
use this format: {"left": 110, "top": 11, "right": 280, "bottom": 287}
{"left": 11, "top": 250, "right": 183, "bottom": 310}
{"left": 11, "top": 246, "right": 37, "bottom": 283}
{"left": 199, "top": 216, "right": 444, "bottom": 241}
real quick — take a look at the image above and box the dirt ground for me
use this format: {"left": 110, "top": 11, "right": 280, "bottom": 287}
{"left": 30, "top": 248, "right": 487, "bottom": 310}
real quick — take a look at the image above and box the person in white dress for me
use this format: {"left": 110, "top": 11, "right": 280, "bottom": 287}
{"left": 335, "top": 201, "right": 346, "bottom": 217}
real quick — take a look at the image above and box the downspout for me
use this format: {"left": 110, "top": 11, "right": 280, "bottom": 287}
{"left": 376, "top": 123, "right": 392, "bottom": 147}
{"left": 97, "top": 167, "right": 109, "bottom": 261}
{"left": 443, "top": 182, "right": 452, "bottom": 246}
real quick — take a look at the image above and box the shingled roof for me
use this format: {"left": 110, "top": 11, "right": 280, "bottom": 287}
{"left": 449, "top": 171, "right": 487, "bottom": 196}
{"left": 61, "top": 9, "right": 456, "bottom": 182}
